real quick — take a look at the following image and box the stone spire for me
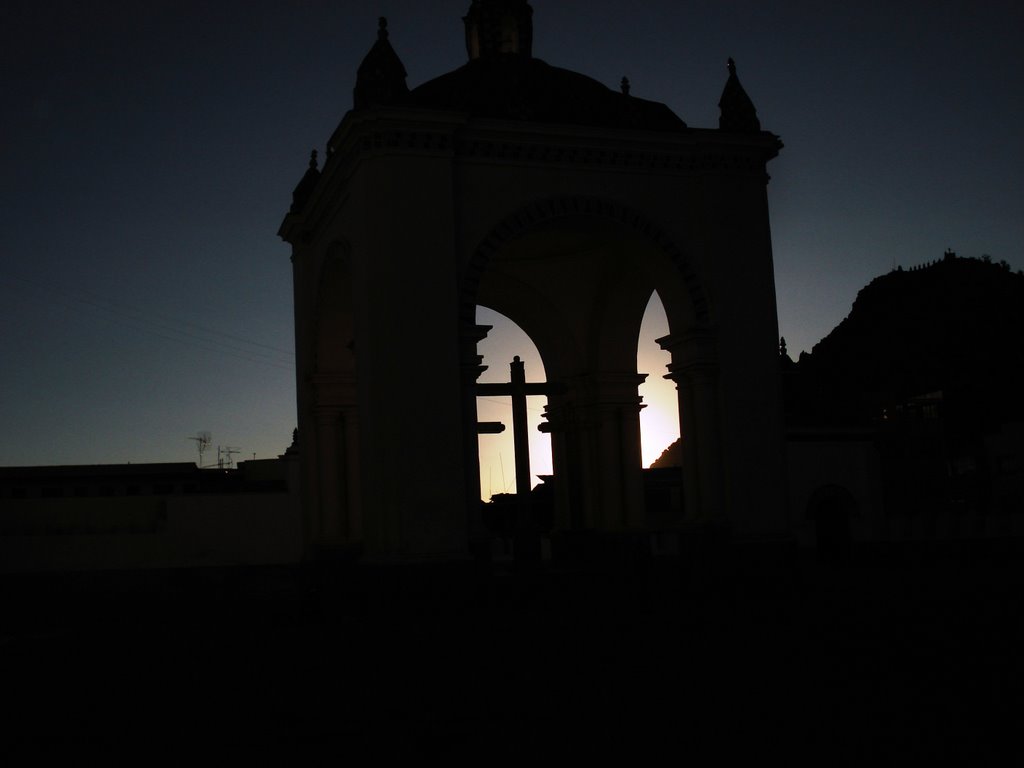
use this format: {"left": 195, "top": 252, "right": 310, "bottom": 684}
{"left": 353, "top": 17, "right": 409, "bottom": 110}
{"left": 463, "top": 0, "right": 534, "bottom": 60}
{"left": 717, "top": 58, "right": 761, "bottom": 132}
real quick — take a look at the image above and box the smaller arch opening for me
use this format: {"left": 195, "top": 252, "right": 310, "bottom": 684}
{"left": 638, "top": 290, "right": 684, "bottom": 526}
{"left": 637, "top": 291, "right": 680, "bottom": 469}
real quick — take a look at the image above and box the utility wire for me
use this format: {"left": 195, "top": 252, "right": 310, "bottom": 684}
{"left": 1, "top": 269, "right": 294, "bottom": 369}
{"left": 478, "top": 396, "right": 546, "bottom": 414}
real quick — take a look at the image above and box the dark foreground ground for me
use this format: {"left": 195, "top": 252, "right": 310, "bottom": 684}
{"left": 2, "top": 541, "right": 1022, "bottom": 762}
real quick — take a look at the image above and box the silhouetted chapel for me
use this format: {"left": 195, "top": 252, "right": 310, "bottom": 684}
{"left": 279, "top": 1, "right": 787, "bottom": 560}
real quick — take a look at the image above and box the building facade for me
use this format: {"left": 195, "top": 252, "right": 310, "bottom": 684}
{"left": 280, "top": 1, "right": 788, "bottom": 561}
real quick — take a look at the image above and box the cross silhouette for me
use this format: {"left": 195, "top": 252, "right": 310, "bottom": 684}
{"left": 477, "top": 356, "right": 564, "bottom": 495}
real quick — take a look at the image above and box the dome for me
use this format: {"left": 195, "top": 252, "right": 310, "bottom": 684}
{"left": 404, "top": 55, "right": 688, "bottom": 132}
{"left": 350, "top": 2, "right": 688, "bottom": 133}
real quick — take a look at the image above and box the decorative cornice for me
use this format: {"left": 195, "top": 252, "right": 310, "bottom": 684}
{"left": 281, "top": 111, "right": 780, "bottom": 246}
{"left": 452, "top": 136, "right": 775, "bottom": 174}
{"left": 657, "top": 329, "right": 720, "bottom": 380}
{"left": 329, "top": 123, "right": 778, "bottom": 174}
{"left": 357, "top": 129, "right": 455, "bottom": 155}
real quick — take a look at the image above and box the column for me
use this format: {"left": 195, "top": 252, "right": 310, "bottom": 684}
{"left": 460, "top": 323, "right": 492, "bottom": 546}
{"left": 314, "top": 406, "right": 343, "bottom": 544}
{"left": 659, "top": 329, "right": 724, "bottom": 524}
{"left": 674, "top": 374, "right": 700, "bottom": 521}
{"left": 566, "top": 372, "right": 648, "bottom": 531}
{"left": 312, "top": 371, "right": 359, "bottom": 549}
{"left": 690, "top": 364, "right": 725, "bottom": 521}
{"left": 341, "top": 406, "right": 361, "bottom": 541}
{"left": 540, "top": 396, "right": 579, "bottom": 530}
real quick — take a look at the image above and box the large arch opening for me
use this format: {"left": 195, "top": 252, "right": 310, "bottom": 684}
{"left": 475, "top": 306, "right": 553, "bottom": 500}
{"left": 460, "top": 197, "right": 714, "bottom": 536}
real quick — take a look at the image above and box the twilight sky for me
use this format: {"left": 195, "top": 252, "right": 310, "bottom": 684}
{"left": 2, "top": 1, "right": 1022, "bottom": 478}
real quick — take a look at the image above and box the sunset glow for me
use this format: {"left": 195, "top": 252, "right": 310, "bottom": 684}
{"left": 476, "top": 307, "right": 552, "bottom": 498}
{"left": 476, "top": 293, "right": 678, "bottom": 501}
{"left": 637, "top": 293, "right": 680, "bottom": 468}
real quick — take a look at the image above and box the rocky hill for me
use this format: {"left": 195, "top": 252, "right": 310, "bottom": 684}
{"left": 786, "top": 251, "right": 1024, "bottom": 426}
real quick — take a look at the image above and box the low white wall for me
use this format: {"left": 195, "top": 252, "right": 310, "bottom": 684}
{"left": 0, "top": 493, "right": 302, "bottom": 572}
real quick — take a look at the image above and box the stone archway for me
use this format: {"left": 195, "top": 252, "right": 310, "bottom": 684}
{"left": 460, "top": 196, "right": 720, "bottom": 541}
{"left": 459, "top": 196, "right": 711, "bottom": 330}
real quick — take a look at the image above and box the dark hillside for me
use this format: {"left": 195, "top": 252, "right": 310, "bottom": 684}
{"left": 787, "top": 252, "right": 1024, "bottom": 426}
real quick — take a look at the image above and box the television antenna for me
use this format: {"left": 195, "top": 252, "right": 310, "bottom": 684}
{"left": 188, "top": 431, "right": 212, "bottom": 467}
{"left": 217, "top": 445, "right": 241, "bottom": 469}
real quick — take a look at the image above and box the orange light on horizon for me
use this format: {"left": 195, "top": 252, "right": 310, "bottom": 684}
{"left": 476, "top": 292, "right": 679, "bottom": 501}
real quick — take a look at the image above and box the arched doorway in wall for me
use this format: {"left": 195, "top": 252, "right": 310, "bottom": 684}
{"left": 461, "top": 197, "right": 712, "bottom": 537}
{"left": 475, "top": 306, "right": 553, "bottom": 500}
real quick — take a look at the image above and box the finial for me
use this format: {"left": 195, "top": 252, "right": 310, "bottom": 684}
{"left": 290, "top": 149, "right": 323, "bottom": 214}
{"left": 513, "top": 355, "right": 521, "bottom": 363}
{"left": 779, "top": 336, "right": 787, "bottom": 357}
{"left": 620, "top": 77, "right": 631, "bottom": 96}
{"left": 354, "top": 15, "right": 408, "bottom": 109}
{"left": 718, "top": 56, "right": 761, "bottom": 132}
{"left": 463, "top": 0, "right": 534, "bottom": 59}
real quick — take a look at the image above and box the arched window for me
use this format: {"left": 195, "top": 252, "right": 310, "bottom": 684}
{"left": 476, "top": 306, "right": 553, "bottom": 500}
{"left": 637, "top": 291, "right": 680, "bottom": 469}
